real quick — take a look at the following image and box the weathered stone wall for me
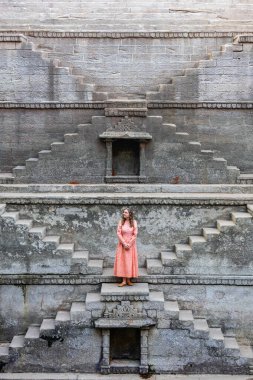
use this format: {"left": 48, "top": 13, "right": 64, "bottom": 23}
{"left": 0, "top": 283, "right": 252, "bottom": 345}
{"left": 1, "top": 0, "right": 253, "bottom": 31}
{"left": 0, "top": 40, "right": 100, "bottom": 103}
{"left": 157, "top": 108, "right": 253, "bottom": 173}
{"left": 0, "top": 109, "right": 102, "bottom": 172}
{"left": 1, "top": 203, "right": 246, "bottom": 269}
{"left": 30, "top": 36, "right": 229, "bottom": 97}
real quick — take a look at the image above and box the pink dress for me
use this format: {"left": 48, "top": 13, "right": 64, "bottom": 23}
{"left": 114, "top": 220, "right": 139, "bottom": 278}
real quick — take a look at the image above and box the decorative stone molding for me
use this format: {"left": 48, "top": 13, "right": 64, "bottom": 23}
{"left": 1, "top": 31, "right": 253, "bottom": 39}
{"left": 0, "top": 34, "right": 26, "bottom": 42}
{"left": 0, "top": 102, "right": 252, "bottom": 110}
{"left": 104, "top": 301, "right": 143, "bottom": 319}
{"left": 234, "top": 35, "right": 253, "bottom": 43}
{"left": 105, "top": 108, "right": 147, "bottom": 117}
{"left": 1, "top": 195, "right": 253, "bottom": 206}
{"left": 148, "top": 102, "right": 253, "bottom": 109}
{"left": 0, "top": 274, "right": 253, "bottom": 286}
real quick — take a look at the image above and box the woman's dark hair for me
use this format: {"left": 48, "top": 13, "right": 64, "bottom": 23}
{"left": 121, "top": 208, "right": 134, "bottom": 227}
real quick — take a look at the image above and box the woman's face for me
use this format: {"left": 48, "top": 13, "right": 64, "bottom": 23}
{"left": 122, "top": 209, "right": 130, "bottom": 219}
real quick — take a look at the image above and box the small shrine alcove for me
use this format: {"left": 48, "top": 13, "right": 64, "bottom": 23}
{"left": 99, "top": 117, "right": 152, "bottom": 183}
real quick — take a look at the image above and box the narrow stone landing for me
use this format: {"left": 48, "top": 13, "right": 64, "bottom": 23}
{"left": 101, "top": 283, "right": 149, "bottom": 301}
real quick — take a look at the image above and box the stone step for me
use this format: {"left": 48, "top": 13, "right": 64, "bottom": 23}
{"left": 55, "top": 310, "right": 71, "bottom": 323}
{"left": 231, "top": 212, "right": 252, "bottom": 224}
{"left": 216, "top": 219, "right": 236, "bottom": 232}
{"left": 25, "top": 158, "right": 39, "bottom": 168}
{"left": 0, "top": 343, "right": 9, "bottom": 360}
{"left": 146, "top": 259, "right": 163, "bottom": 274}
{"left": 42, "top": 235, "right": 60, "bottom": 246}
{"left": 202, "top": 227, "right": 220, "bottom": 240}
{"left": 56, "top": 243, "right": 75, "bottom": 254}
{"left": 51, "top": 142, "right": 65, "bottom": 152}
{"left": 178, "top": 310, "right": 194, "bottom": 328}
{"left": 101, "top": 283, "right": 150, "bottom": 302}
{"left": 71, "top": 250, "right": 89, "bottom": 274}
{"left": 0, "top": 204, "right": 6, "bottom": 215}
{"left": 70, "top": 302, "right": 90, "bottom": 323}
{"left": 64, "top": 133, "right": 80, "bottom": 144}
{"left": 174, "top": 243, "right": 192, "bottom": 259}
{"left": 200, "top": 149, "right": 215, "bottom": 156}
{"left": 192, "top": 318, "right": 209, "bottom": 339}
{"left": 240, "top": 345, "right": 253, "bottom": 359}
{"left": 188, "top": 141, "right": 201, "bottom": 152}
{"left": 238, "top": 174, "right": 253, "bottom": 184}
{"left": 13, "top": 166, "right": 26, "bottom": 177}
{"left": 16, "top": 219, "right": 33, "bottom": 229}
{"left": 1, "top": 211, "right": 20, "bottom": 222}
{"left": 25, "top": 325, "right": 40, "bottom": 340}
{"left": 86, "top": 292, "right": 103, "bottom": 311}
{"left": 209, "top": 327, "right": 224, "bottom": 342}
{"left": 0, "top": 173, "right": 14, "bottom": 184}
{"left": 224, "top": 336, "right": 240, "bottom": 356}
{"left": 161, "top": 250, "right": 179, "bottom": 266}
{"left": 40, "top": 319, "right": 56, "bottom": 335}
{"left": 212, "top": 157, "right": 227, "bottom": 167}
{"left": 9, "top": 335, "right": 25, "bottom": 354}
{"left": 38, "top": 150, "right": 52, "bottom": 159}
{"left": 87, "top": 259, "right": 103, "bottom": 274}
{"left": 247, "top": 204, "right": 253, "bottom": 216}
{"left": 145, "top": 291, "right": 165, "bottom": 311}
{"left": 164, "top": 301, "right": 179, "bottom": 319}
{"left": 29, "top": 226, "right": 47, "bottom": 238}
{"left": 9, "top": 335, "right": 25, "bottom": 350}
{"left": 188, "top": 236, "right": 206, "bottom": 247}
{"left": 175, "top": 132, "right": 189, "bottom": 142}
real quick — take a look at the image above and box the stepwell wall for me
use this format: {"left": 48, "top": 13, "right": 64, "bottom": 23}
{"left": 0, "top": 203, "right": 248, "bottom": 269}
{"left": 0, "top": 284, "right": 252, "bottom": 343}
{"left": 1, "top": 0, "right": 253, "bottom": 31}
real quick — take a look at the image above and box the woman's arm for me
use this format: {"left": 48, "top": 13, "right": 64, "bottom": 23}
{"left": 117, "top": 221, "right": 126, "bottom": 245}
{"left": 129, "top": 220, "right": 138, "bottom": 246}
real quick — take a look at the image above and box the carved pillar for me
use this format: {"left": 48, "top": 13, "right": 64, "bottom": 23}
{"left": 140, "top": 328, "right": 149, "bottom": 374}
{"left": 101, "top": 329, "right": 110, "bottom": 374}
{"left": 139, "top": 141, "right": 146, "bottom": 182}
{"left": 105, "top": 140, "right": 113, "bottom": 176}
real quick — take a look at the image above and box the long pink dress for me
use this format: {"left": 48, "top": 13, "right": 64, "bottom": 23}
{"left": 114, "top": 220, "right": 139, "bottom": 278}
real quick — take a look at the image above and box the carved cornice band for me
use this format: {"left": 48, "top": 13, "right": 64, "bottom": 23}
{"left": 0, "top": 274, "right": 252, "bottom": 286}
{"left": 0, "top": 196, "right": 253, "bottom": 206}
{"left": 0, "top": 31, "right": 253, "bottom": 39}
{"left": 0, "top": 102, "right": 252, "bottom": 110}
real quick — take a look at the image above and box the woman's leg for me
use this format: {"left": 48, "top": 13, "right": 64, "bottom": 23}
{"left": 118, "top": 277, "right": 127, "bottom": 287}
{"left": 126, "top": 278, "right": 134, "bottom": 286}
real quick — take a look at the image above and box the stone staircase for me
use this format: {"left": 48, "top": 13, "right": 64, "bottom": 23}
{"left": 157, "top": 121, "right": 240, "bottom": 183}
{"left": 146, "top": 37, "right": 249, "bottom": 101}
{"left": 147, "top": 204, "right": 253, "bottom": 275}
{"left": 238, "top": 174, "right": 253, "bottom": 184}
{"left": 0, "top": 203, "right": 103, "bottom": 274}
{"left": 0, "top": 282, "right": 252, "bottom": 373}
{"left": 0, "top": 33, "right": 108, "bottom": 102}
{"left": 0, "top": 114, "right": 240, "bottom": 184}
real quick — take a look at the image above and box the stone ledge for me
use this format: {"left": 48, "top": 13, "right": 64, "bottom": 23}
{"left": 0, "top": 30, "right": 252, "bottom": 39}
{"left": 95, "top": 317, "right": 155, "bottom": 328}
{"left": 0, "top": 274, "right": 253, "bottom": 286}
{"left": 0, "top": 102, "right": 252, "bottom": 109}
{"left": 1, "top": 192, "right": 253, "bottom": 205}
{"left": 1, "top": 184, "right": 253, "bottom": 193}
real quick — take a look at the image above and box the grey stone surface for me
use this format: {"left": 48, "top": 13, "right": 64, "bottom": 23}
{"left": 0, "top": 0, "right": 253, "bottom": 31}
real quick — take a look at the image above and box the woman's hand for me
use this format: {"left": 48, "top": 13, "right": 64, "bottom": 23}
{"left": 123, "top": 243, "right": 130, "bottom": 250}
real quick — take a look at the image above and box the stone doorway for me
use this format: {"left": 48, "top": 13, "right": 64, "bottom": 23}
{"left": 110, "top": 328, "right": 140, "bottom": 360}
{"left": 112, "top": 140, "right": 140, "bottom": 176}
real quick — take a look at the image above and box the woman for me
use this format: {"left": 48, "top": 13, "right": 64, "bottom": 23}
{"left": 114, "top": 208, "right": 138, "bottom": 287}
